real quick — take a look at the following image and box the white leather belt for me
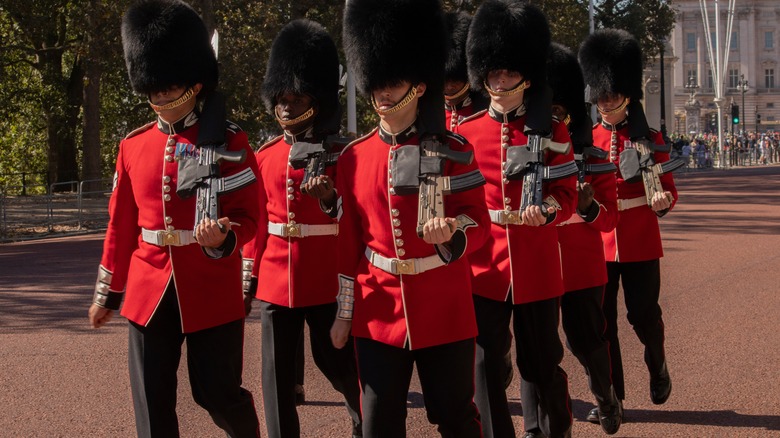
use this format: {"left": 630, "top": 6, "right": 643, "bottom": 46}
{"left": 268, "top": 222, "right": 338, "bottom": 238}
{"left": 559, "top": 214, "right": 585, "bottom": 226}
{"left": 141, "top": 228, "right": 197, "bottom": 246}
{"left": 489, "top": 209, "right": 524, "bottom": 225}
{"left": 617, "top": 196, "right": 647, "bottom": 211}
{"left": 364, "top": 247, "right": 445, "bottom": 276}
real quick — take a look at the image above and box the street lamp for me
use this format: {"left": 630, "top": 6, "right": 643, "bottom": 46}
{"left": 736, "top": 73, "right": 748, "bottom": 135}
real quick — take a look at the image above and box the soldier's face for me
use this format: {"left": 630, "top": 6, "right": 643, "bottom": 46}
{"left": 149, "top": 84, "right": 200, "bottom": 122}
{"left": 275, "top": 92, "right": 314, "bottom": 121}
{"left": 552, "top": 104, "right": 568, "bottom": 123}
{"left": 597, "top": 94, "right": 628, "bottom": 124}
{"left": 373, "top": 81, "right": 413, "bottom": 111}
{"left": 487, "top": 70, "right": 523, "bottom": 92}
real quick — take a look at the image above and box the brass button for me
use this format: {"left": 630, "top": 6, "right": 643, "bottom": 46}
{"left": 167, "top": 225, "right": 175, "bottom": 231}
{"left": 394, "top": 228, "right": 402, "bottom": 237}
{"left": 165, "top": 155, "right": 174, "bottom": 162}
{"left": 287, "top": 186, "right": 294, "bottom": 193}
{"left": 288, "top": 212, "right": 295, "bottom": 219}
{"left": 389, "top": 188, "right": 396, "bottom": 195}
{"left": 395, "top": 238, "right": 404, "bottom": 247}
{"left": 502, "top": 143, "right": 509, "bottom": 149}
{"left": 163, "top": 175, "right": 171, "bottom": 183}
{"left": 166, "top": 146, "right": 174, "bottom": 153}
{"left": 391, "top": 209, "right": 400, "bottom": 217}
{"left": 164, "top": 194, "right": 171, "bottom": 202}
{"left": 167, "top": 138, "right": 176, "bottom": 146}
{"left": 502, "top": 135, "right": 509, "bottom": 142}
{"left": 505, "top": 197, "right": 511, "bottom": 204}
{"left": 287, "top": 194, "right": 294, "bottom": 200}
{"left": 165, "top": 216, "right": 172, "bottom": 224}
{"left": 392, "top": 218, "right": 401, "bottom": 227}
{"left": 287, "top": 178, "right": 294, "bottom": 186}
{"left": 503, "top": 178, "right": 509, "bottom": 184}
{"left": 397, "top": 248, "right": 406, "bottom": 256}
{"left": 163, "top": 185, "right": 170, "bottom": 193}
{"left": 388, "top": 178, "right": 393, "bottom": 184}
{"left": 502, "top": 126, "right": 509, "bottom": 134}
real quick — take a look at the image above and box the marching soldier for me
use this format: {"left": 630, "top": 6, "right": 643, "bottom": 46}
{"left": 241, "top": 19, "right": 362, "bottom": 438}
{"left": 87, "top": 1, "right": 261, "bottom": 436}
{"left": 444, "top": 11, "right": 489, "bottom": 133}
{"left": 332, "top": 0, "right": 490, "bottom": 436}
{"left": 520, "top": 43, "right": 622, "bottom": 437}
{"left": 579, "top": 29, "right": 677, "bottom": 414}
{"left": 458, "top": 1, "right": 577, "bottom": 437}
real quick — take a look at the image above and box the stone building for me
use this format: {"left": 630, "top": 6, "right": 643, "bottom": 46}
{"left": 661, "top": 0, "right": 780, "bottom": 135}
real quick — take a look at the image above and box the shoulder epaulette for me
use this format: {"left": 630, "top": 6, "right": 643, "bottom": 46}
{"left": 460, "top": 109, "right": 488, "bottom": 125}
{"left": 342, "top": 128, "right": 378, "bottom": 154}
{"left": 257, "top": 135, "right": 283, "bottom": 153}
{"left": 446, "top": 131, "right": 468, "bottom": 145}
{"left": 124, "top": 121, "right": 156, "bottom": 140}
{"left": 226, "top": 120, "right": 243, "bottom": 134}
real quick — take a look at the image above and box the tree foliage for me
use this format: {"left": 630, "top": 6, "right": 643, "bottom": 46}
{"left": 0, "top": 0, "right": 676, "bottom": 188}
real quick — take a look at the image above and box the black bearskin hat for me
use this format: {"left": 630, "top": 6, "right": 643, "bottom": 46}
{"left": 263, "top": 19, "right": 341, "bottom": 133}
{"left": 121, "top": 0, "right": 218, "bottom": 96}
{"left": 343, "top": 0, "right": 447, "bottom": 136}
{"left": 579, "top": 28, "right": 644, "bottom": 103}
{"left": 548, "top": 43, "right": 585, "bottom": 117}
{"left": 445, "top": 11, "right": 471, "bottom": 83}
{"left": 467, "top": 0, "right": 550, "bottom": 93}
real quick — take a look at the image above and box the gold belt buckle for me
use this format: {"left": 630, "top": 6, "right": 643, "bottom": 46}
{"left": 393, "top": 259, "right": 416, "bottom": 275}
{"left": 162, "top": 230, "right": 180, "bottom": 246}
{"left": 286, "top": 223, "right": 301, "bottom": 238}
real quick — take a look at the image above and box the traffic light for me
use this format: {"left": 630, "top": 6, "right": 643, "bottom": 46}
{"left": 731, "top": 104, "right": 740, "bottom": 124}
{"left": 756, "top": 113, "right": 761, "bottom": 125}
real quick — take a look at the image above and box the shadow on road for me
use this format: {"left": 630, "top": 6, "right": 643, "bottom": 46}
{"left": 625, "top": 408, "right": 780, "bottom": 431}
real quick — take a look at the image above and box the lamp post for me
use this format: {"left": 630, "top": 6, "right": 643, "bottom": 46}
{"left": 737, "top": 73, "right": 748, "bottom": 136}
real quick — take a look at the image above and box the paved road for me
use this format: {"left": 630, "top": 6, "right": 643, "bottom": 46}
{"left": 1, "top": 165, "right": 779, "bottom": 437}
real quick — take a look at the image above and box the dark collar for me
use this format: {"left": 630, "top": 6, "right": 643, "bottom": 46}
{"left": 283, "top": 126, "right": 315, "bottom": 145}
{"left": 157, "top": 109, "right": 199, "bottom": 135}
{"left": 445, "top": 95, "right": 472, "bottom": 112}
{"left": 601, "top": 118, "right": 629, "bottom": 131}
{"left": 488, "top": 104, "right": 526, "bottom": 123}
{"left": 378, "top": 122, "right": 417, "bottom": 145}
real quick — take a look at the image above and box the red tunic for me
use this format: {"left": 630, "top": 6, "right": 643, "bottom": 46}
{"left": 336, "top": 125, "right": 490, "bottom": 350}
{"left": 242, "top": 133, "right": 339, "bottom": 308}
{"left": 557, "top": 156, "right": 618, "bottom": 293}
{"left": 592, "top": 122, "right": 678, "bottom": 262}
{"left": 457, "top": 107, "right": 577, "bottom": 304}
{"left": 445, "top": 99, "right": 478, "bottom": 134}
{"left": 99, "top": 116, "right": 260, "bottom": 333}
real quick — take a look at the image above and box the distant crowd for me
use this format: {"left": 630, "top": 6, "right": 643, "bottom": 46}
{"left": 670, "top": 131, "right": 780, "bottom": 168}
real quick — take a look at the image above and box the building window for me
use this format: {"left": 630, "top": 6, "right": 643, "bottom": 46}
{"left": 686, "top": 67, "right": 697, "bottom": 84}
{"left": 687, "top": 33, "right": 696, "bottom": 51}
{"left": 707, "top": 69, "right": 714, "bottom": 89}
{"left": 768, "top": 103, "right": 775, "bottom": 109}
{"left": 766, "top": 32, "right": 774, "bottom": 49}
{"left": 728, "top": 68, "right": 739, "bottom": 88}
{"left": 730, "top": 32, "right": 738, "bottom": 50}
{"left": 766, "top": 69, "right": 776, "bottom": 89}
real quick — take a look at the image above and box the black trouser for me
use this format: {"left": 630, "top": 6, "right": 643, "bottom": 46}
{"left": 259, "top": 301, "right": 362, "bottom": 438}
{"left": 128, "top": 284, "right": 260, "bottom": 438}
{"left": 473, "top": 294, "right": 572, "bottom": 438}
{"left": 355, "top": 337, "right": 481, "bottom": 438}
{"left": 605, "top": 259, "right": 666, "bottom": 400}
{"left": 522, "top": 286, "right": 615, "bottom": 432}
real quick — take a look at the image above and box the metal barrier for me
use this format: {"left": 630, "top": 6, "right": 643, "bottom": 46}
{"left": 1, "top": 179, "right": 112, "bottom": 242}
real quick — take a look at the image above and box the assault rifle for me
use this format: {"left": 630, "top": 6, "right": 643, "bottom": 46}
{"left": 416, "top": 137, "right": 473, "bottom": 237}
{"left": 575, "top": 146, "right": 616, "bottom": 183}
{"left": 288, "top": 135, "right": 350, "bottom": 193}
{"left": 176, "top": 92, "right": 254, "bottom": 234}
{"left": 619, "top": 100, "right": 685, "bottom": 207}
{"left": 503, "top": 86, "right": 577, "bottom": 217}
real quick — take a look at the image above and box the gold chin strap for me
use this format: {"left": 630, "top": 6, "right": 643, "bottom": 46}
{"left": 562, "top": 114, "right": 571, "bottom": 126}
{"left": 445, "top": 82, "right": 470, "bottom": 102}
{"left": 597, "top": 97, "right": 630, "bottom": 116}
{"left": 148, "top": 87, "right": 197, "bottom": 113}
{"left": 276, "top": 106, "right": 315, "bottom": 128}
{"left": 372, "top": 86, "right": 418, "bottom": 116}
{"left": 485, "top": 80, "right": 528, "bottom": 98}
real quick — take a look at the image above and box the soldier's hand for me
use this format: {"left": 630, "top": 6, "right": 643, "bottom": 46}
{"left": 89, "top": 304, "right": 113, "bottom": 329}
{"left": 651, "top": 191, "right": 673, "bottom": 212}
{"left": 243, "top": 294, "right": 253, "bottom": 317}
{"left": 577, "top": 182, "right": 595, "bottom": 213}
{"left": 302, "top": 175, "right": 336, "bottom": 202}
{"left": 522, "top": 205, "right": 554, "bottom": 227}
{"left": 330, "top": 318, "right": 352, "bottom": 349}
{"left": 195, "top": 217, "right": 231, "bottom": 248}
{"left": 422, "top": 217, "right": 457, "bottom": 244}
